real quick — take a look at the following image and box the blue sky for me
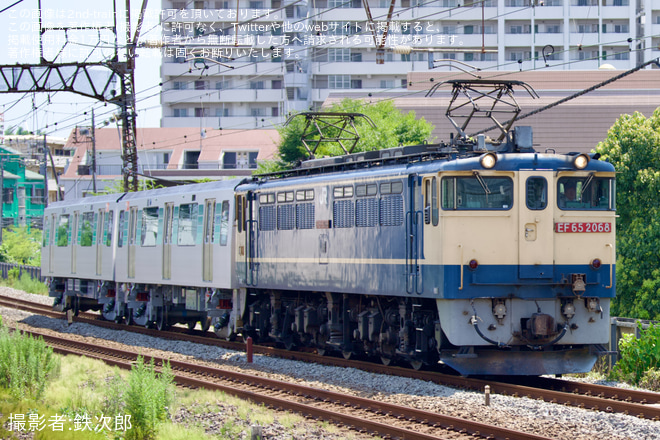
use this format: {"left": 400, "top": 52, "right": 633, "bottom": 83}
{"left": 0, "top": 0, "right": 163, "bottom": 139}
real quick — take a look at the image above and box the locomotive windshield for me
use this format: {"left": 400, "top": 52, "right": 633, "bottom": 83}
{"left": 557, "top": 176, "right": 615, "bottom": 210}
{"left": 441, "top": 176, "right": 513, "bottom": 210}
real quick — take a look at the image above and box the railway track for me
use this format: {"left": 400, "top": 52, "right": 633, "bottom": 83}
{"left": 3, "top": 293, "right": 660, "bottom": 423}
{"left": 15, "top": 326, "right": 549, "bottom": 440}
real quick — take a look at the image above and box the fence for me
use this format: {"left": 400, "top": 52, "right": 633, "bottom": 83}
{"left": 0, "top": 262, "right": 43, "bottom": 282}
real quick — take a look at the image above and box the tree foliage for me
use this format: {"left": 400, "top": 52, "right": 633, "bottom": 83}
{"left": 595, "top": 109, "right": 660, "bottom": 319}
{"left": 261, "top": 99, "right": 434, "bottom": 172}
{"left": 0, "top": 226, "right": 42, "bottom": 266}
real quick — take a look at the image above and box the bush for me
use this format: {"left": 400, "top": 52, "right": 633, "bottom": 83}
{"left": 0, "top": 226, "right": 42, "bottom": 266}
{"left": 611, "top": 323, "right": 660, "bottom": 385}
{"left": 104, "top": 356, "right": 175, "bottom": 440}
{"left": 0, "top": 327, "right": 60, "bottom": 399}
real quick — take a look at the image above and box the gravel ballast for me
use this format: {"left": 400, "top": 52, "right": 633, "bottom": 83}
{"left": 1, "top": 287, "right": 659, "bottom": 440}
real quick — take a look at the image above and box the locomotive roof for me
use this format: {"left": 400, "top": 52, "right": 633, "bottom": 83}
{"left": 239, "top": 151, "right": 614, "bottom": 192}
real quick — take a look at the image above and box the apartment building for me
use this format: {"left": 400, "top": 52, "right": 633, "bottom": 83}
{"left": 160, "top": 0, "right": 660, "bottom": 131}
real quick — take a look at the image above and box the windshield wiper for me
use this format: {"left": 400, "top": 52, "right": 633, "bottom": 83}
{"left": 473, "top": 171, "right": 491, "bottom": 195}
{"left": 579, "top": 173, "right": 594, "bottom": 199}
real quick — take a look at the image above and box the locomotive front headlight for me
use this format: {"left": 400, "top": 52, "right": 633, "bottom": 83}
{"left": 591, "top": 258, "right": 602, "bottom": 270}
{"left": 573, "top": 153, "right": 590, "bottom": 170}
{"left": 480, "top": 153, "right": 497, "bottom": 169}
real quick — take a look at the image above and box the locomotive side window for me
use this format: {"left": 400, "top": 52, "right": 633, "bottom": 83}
{"left": 423, "top": 178, "right": 439, "bottom": 226}
{"left": 441, "top": 176, "right": 513, "bottom": 210}
{"left": 178, "top": 203, "right": 197, "bottom": 246}
{"left": 219, "top": 200, "right": 230, "bottom": 246}
{"left": 56, "top": 214, "right": 70, "bottom": 247}
{"left": 558, "top": 176, "right": 615, "bottom": 210}
{"left": 141, "top": 207, "right": 159, "bottom": 247}
{"left": 526, "top": 177, "right": 547, "bottom": 210}
{"left": 80, "top": 212, "right": 95, "bottom": 247}
{"left": 334, "top": 186, "right": 353, "bottom": 198}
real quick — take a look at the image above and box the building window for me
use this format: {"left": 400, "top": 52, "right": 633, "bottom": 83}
{"left": 328, "top": 75, "right": 351, "bottom": 89}
{"left": 2, "top": 187, "right": 14, "bottom": 203}
{"left": 173, "top": 108, "right": 188, "bottom": 117}
{"left": 329, "top": 48, "right": 351, "bottom": 62}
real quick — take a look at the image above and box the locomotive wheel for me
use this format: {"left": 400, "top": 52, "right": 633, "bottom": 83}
{"left": 156, "top": 307, "right": 169, "bottom": 331}
{"left": 101, "top": 301, "right": 116, "bottom": 322}
{"left": 187, "top": 321, "right": 197, "bottom": 331}
{"left": 201, "top": 317, "right": 211, "bottom": 332}
{"left": 380, "top": 356, "right": 392, "bottom": 366}
{"left": 131, "top": 309, "right": 149, "bottom": 328}
{"left": 316, "top": 347, "right": 327, "bottom": 356}
{"left": 342, "top": 351, "right": 353, "bottom": 360}
{"left": 283, "top": 336, "right": 297, "bottom": 351}
{"left": 410, "top": 360, "right": 423, "bottom": 371}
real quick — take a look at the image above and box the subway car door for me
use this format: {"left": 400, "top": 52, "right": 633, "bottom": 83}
{"left": 518, "top": 170, "right": 554, "bottom": 279}
{"left": 71, "top": 212, "right": 78, "bottom": 274}
{"left": 127, "top": 206, "right": 138, "bottom": 278}
{"left": 162, "top": 203, "right": 173, "bottom": 280}
{"left": 96, "top": 210, "right": 104, "bottom": 276}
{"left": 202, "top": 199, "right": 216, "bottom": 282}
{"left": 49, "top": 213, "right": 56, "bottom": 274}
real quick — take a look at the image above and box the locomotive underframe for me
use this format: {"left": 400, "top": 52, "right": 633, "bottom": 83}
{"left": 241, "top": 289, "right": 440, "bottom": 369}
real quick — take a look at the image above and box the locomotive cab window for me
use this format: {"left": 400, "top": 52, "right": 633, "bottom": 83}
{"left": 442, "top": 175, "right": 513, "bottom": 210}
{"left": 526, "top": 177, "right": 547, "bottom": 210}
{"left": 558, "top": 175, "right": 615, "bottom": 210}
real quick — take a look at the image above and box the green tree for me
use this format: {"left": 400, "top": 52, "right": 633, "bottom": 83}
{"left": 0, "top": 226, "right": 42, "bottom": 266}
{"left": 262, "top": 99, "right": 434, "bottom": 171}
{"left": 595, "top": 109, "right": 660, "bottom": 319}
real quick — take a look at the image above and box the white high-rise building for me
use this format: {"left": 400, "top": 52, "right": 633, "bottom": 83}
{"left": 160, "top": 0, "right": 660, "bottom": 131}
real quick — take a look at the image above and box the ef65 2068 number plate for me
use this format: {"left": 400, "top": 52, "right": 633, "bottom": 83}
{"left": 555, "top": 222, "right": 611, "bottom": 233}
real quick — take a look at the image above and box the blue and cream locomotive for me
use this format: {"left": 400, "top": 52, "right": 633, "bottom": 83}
{"left": 40, "top": 81, "right": 616, "bottom": 375}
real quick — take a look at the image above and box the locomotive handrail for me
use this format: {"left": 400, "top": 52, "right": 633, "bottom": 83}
{"left": 458, "top": 244, "right": 464, "bottom": 290}
{"left": 606, "top": 243, "right": 613, "bottom": 289}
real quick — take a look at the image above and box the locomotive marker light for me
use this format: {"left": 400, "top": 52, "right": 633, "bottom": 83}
{"left": 480, "top": 152, "right": 497, "bottom": 169}
{"left": 573, "top": 153, "right": 590, "bottom": 169}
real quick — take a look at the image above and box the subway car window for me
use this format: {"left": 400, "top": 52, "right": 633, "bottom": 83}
{"left": 441, "top": 176, "right": 513, "bottom": 210}
{"left": 141, "top": 207, "right": 159, "bottom": 247}
{"left": 80, "top": 212, "right": 95, "bottom": 247}
{"left": 219, "top": 200, "right": 230, "bottom": 246}
{"left": 526, "top": 177, "right": 547, "bottom": 210}
{"left": 178, "top": 203, "right": 197, "bottom": 246}
{"left": 557, "top": 176, "right": 615, "bottom": 210}
{"left": 56, "top": 214, "right": 70, "bottom": 247}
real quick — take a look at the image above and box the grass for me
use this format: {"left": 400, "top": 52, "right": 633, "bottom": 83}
{"left": 0, "top": 271, "right": 48, "bottom": 295}
{"left": 0, "top": 353, "right": 368, "bottom": 440}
